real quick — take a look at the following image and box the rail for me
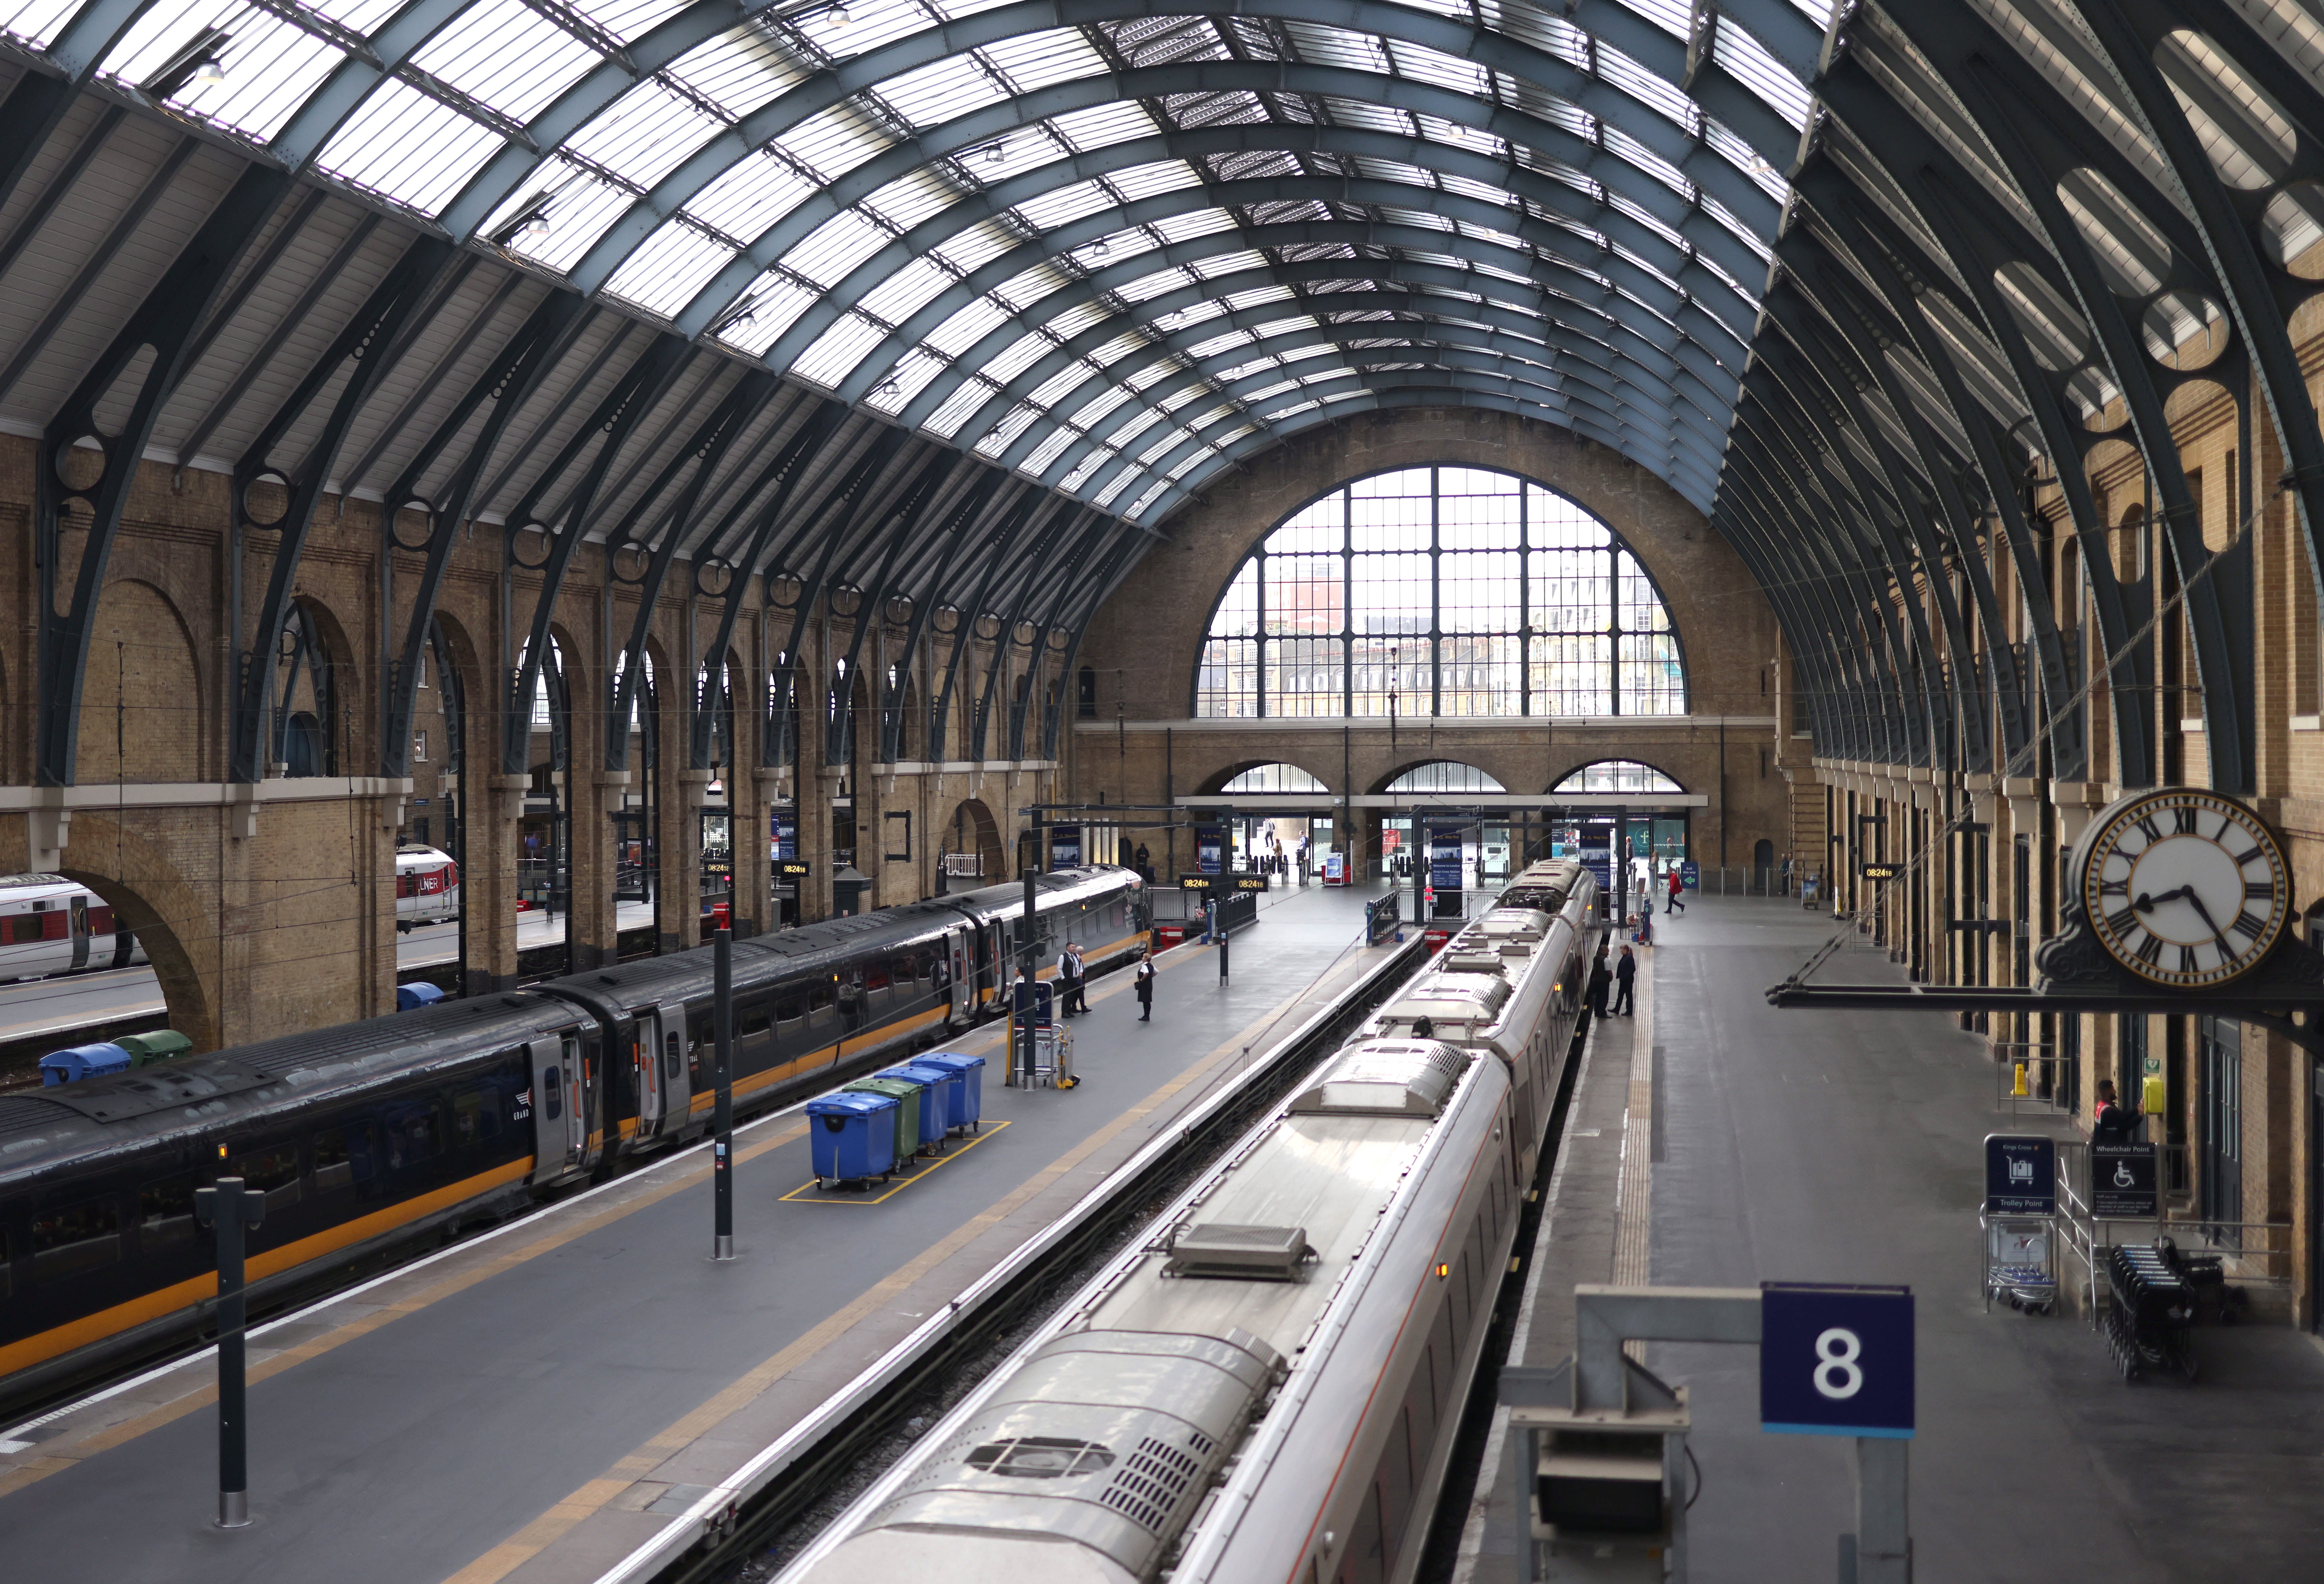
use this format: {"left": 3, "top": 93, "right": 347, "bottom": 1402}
{"left": 593, "top": 928, "right": 1429, "bottom": 1584}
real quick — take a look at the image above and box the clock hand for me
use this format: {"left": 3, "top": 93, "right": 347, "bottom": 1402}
{"left": 2132, "top": 886, "right": 2189, "bottom": 913}
{"left": 2181, "top": 890, "right": 2236, "bottom": 955}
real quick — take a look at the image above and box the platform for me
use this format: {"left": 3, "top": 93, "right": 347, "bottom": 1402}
{"left": 1455, "top": 894, "right": 2324, "bottom": 1582}
{"left": 0, "top": 879, "right": 1388, "bottom": 1584}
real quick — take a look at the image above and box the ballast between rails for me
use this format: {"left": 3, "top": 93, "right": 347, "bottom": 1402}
{"left": 592, "top": 930, "right": 1433, "bottom": 1584}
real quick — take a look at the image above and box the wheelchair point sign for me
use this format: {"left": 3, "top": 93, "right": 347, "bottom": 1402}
{"left": 1759, "top": 1283, "right": 1913, "bottom": 1438}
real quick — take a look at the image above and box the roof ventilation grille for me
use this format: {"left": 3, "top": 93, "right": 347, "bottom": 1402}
{"left": 1165, "top": 1221, "right": 1315, "bottom": 1280}
{"left": 1100, "top": 1435, "right": 1204, "bottom": 1532}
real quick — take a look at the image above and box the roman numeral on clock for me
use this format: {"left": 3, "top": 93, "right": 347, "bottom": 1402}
{"left": 2105, "top": 906, "right": 2141, "bottom": 936}
{"left": 2231, "top": 847, "right": 2263, "bottom": 867}
{"left": 2178, "top": 946, "right": 2199, "bottom": 974}
{"left": 2135, "top": 934, "right": 2164, "bottom": 966}
{"left": 2100, "top": 879, "right": 2128, "bottom": 896}
{"left": 2232, "top": 910, "right": 2267, "bottom": 941}
{"left": 2246, "top": 880, "right": 2275, "bottom": 900}
{"left": 2134, "top": 814, "right": 2163, "bottom": 844}
{"left": 2174, "top": 805, "right": 2201, "bottom": 835}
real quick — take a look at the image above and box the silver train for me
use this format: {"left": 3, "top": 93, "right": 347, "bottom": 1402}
{"left": 782, "top": 858, "right": 1600, "bottom": 1584}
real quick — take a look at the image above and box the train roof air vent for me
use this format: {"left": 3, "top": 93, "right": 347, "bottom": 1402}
{"left": 1439, "top": 948, "right": 1504, "bottom": 974}
{"left": 1289, "top": 1039, "right": 1468, "bottom": 1116}
{"left": 1165, "top": 1221, "right": 1314, "bottom": 1280}
{"left": 963, "top": 1436, "right": 1115, "bottom": 1479}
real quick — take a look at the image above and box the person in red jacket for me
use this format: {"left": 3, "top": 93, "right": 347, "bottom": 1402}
{"left": 1666, "top": 864, "right": 1686, "bottom": 914}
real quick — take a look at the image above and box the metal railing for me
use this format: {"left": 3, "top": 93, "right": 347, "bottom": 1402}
{"left": 2054, "top": 1138, "right": 2292, "bottom": 1324}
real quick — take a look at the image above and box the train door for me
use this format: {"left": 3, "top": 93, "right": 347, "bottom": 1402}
{"left": 527, "top": 1035, "right": 587, "bottom": 1182}
{"left": 947, "top": 928, "right": 971, "bottom": 1022}
{"left": 68, "top": 893, "right": 89, "bottom": 970}
{"left": 634, "top": 1003, "right": 689, "bottom": 1138}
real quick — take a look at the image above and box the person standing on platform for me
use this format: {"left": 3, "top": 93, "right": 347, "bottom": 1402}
{"left": 1134, "top": 950, "right": 1155, "bottom": 1021}
{"left": 1069, "top": 943, "right": 1087, "bottom": 1013}
{"left": 1587, "top": 949, "right": 1612, "bottom": 1021}
{"left": 1666, "top": 865, "right": 1686, "bottom": 914}
{"left": 1612, "top": 945, "right": 1636, "bottom": 1017}
{"left": 1056, "top": 943, "right": 1081, "bottom": 1016}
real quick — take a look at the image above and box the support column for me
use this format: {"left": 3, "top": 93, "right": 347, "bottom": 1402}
{"left": 468, "top": 774, "right": 529, "bottom": 991}
{"left": 565, "top": 664, "right": 617, "bottom": 969}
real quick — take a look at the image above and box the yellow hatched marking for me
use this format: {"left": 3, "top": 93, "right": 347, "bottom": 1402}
{"left": 777, "top": 1120, "right": 1015, "bottom": 1204}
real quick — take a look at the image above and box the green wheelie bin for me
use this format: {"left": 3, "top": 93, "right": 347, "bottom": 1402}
{"left": 842, "top": 1077, "right": 922, "bottom": 1165}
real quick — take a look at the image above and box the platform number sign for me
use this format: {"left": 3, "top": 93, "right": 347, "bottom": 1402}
{"left": 1759, "top": 1283, "right": 1913, "bottom": 1438}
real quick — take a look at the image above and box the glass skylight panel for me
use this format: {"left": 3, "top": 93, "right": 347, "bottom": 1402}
{"left": 1379, "top": 205, "right": 1458, "bottom": 232}
{"left": 1015, "top": 179, "right": 1118, "bottom": 232}
{"left": 1609, "top": 0, "right": 1691, "bottom": 41}
{"left": 1049, "top": 101, "right": 1161, "bottom": 153}
{"left": 1190, "top": 250, "right": 1270, "bottom": 280}
{"left": 710, "top": 274, "right": 820, "bottom": 354}
{"left": 1594, "top": 46, "right": 1703, "bottom": 135}
{"left": 320, "top": 80, "right": 505, "bottom": 215}
{"left": 106, "top": 8, "right": 342, "bottom": 142}
{"left": 784, "top": 207, "right": 891, "bottom": 286}
{"left": 1119, "top": 266, "right": 1198, "bottom": 304}
{"left": 861, "top": 165, "right": 962, "bottom": 234}
{"left": 1093, "top": 466, "right": 1139, "bottom": 508}
{"left": 411, "top": 0, "right": 600, "bottom": 124}
{"left": 1222, "top": 286, "right": 1297, "bottom": 310}
{"left": 1060, "top": 448, "right": 1114, "bottom": 490}
{"left": 927, "top": 294, "right": 1011, "bottom": 355}
{"left": 1713, "top": 23, "right": 1812, "bottom": 131}
{"left": 585, "top": 0, "right": 692, "bottom": 41}
{"left": 1128, "top": 481, "right": 1173, "bottom": 516}
{"left": 880, "top": 53, "right": 1006, "bottom": 129}
{"left": 776, "top": 101, "right": 896, "bottom": 185}
{"left": 1050, "top": 300, "right": 1111, "bottom": 339}
{"left": 1030, "top": 362, "right": 1094, "bottom": 408}
{"left": 493, "top": 172, "right": 638, "bottom": 271}
{"left": 974, "top": 403, "right": 1040, "bottom": 455}
{"left": 986, "top": 331, "right": 1056, "bottom": 385}
{"left": 1241, "top": 379, "right": 1299, "bottom": 405}
{"left": 605, "top": 220, "right": 738, "bottom": 317}
{"left": 858, "top": 254, "right": 956, "bottom": 325}
{"left": 1109, "top": 160, "right": 1202, "bottom": 203}
{"left": 1187, "top": 328, "right": 1255, "bottom": 360}
{"left": 1068, "top": 385, "right": 1132, "bottom": 429}
{"left": 1021, "top": 428, "right": 1077, "bottom": 474}
{"left": 1151, "top": 208, "right": 1237, "bottom": 243}
{"left": 1, "top": 0, "right": 83, "bottom": 47}
{"left": 794, "top": 311, "right": 889, "bottom": 387}
{"left": 815, "top": 0, "right": 934, "bottom": 62}
{"left": 1089, "top": 331, "right": 1147, "bottom": 366}
{"left": 1137, "top": 427, "right": 1188, "bottom": 466}
{"left": 874, "top": 347, "right": 949, "bottom": 409}
{"left": 967, "top": 126, "right": 1063, "bottom": 183}
{"left": 935, "top": 220, "right": 1019, "bottom": 276}
{"left": 1186, "top": 402, "right": 1237, "bottom": 431}
{"left": 982, "top": 29, "right": 1108, "bottom": 92}
{"left": 1128, "top": 355, "right": 1189, "bottom": 391}
{"left": 923, "top": 378, "right": 996, "bottom": 438}
{"left": 1385, "top": 39, "right": 1491, "bottom": 96}
{"left": 566, "top": 81, "right": 730, "bottom": 192}
{"left": 1319, "top": 96, "right": 1415, "bottom": 135}
{"left": 667, "top": 30, "right": 813, "bottom": 120}
{"left": 993, "top": 259, "right": 1072, "bottom": 311}
{"left": 688, "top": 153, "right": 819, "bottom": 246}
{"left": 1281, "top": 21, "right": 1390, "bottom": 71}
{"left": 1107, "top": 408, "right": 1163, "bottom": 447}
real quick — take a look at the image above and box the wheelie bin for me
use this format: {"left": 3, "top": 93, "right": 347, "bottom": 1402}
{"left": 874, "top": 1065, "right": 952, "bottom": 1156}
{"left": 910, "top": 1052, "right": 985, "bottom": 1133}
{"left": 842, "top": 1077, "right": 921, "bottom": 1165}
{"left": 805, "top": 1091, "right": 898, "bottom": 1188}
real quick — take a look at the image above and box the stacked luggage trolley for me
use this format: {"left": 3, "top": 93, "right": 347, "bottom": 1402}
{"left": 2102, "top": 1244, "right": 2198, "bottom": 1381}
{"left": 804, "top": 1052, "right": 988, "bottom": 1190}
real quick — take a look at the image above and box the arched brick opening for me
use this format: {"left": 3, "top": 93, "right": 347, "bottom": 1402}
{"left": 58, "top": 814, "right": 219, "bottom": 1052}
{"left": 1200, "top": 758, "right": 1338, "bottom": 795}
{"left": 75, "top": 579, "right": 203, "bottom": 784}
{"left": 940, "top": 797, "right": 1004, "bottom": 888}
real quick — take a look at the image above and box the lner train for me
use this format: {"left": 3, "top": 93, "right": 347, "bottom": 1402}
{"left": 786, "top": 858, "right": 1598, "bottom": 1584}
{"left": 0, "top": 867, "right": 1146, "bottom": 1401}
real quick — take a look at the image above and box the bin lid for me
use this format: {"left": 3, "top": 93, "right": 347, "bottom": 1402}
{"left": 114, "top": 1030, "right": 193, "bottom": 1061}
{"left": 887, "top": 1062, "right": 957, "bottom": 1084}
{"left": 872, "top": 1066, "right": 937, "bottom": 1087}
{"left": 843, "top": 1078, "right": 920, "bottom": 1100}
{"left": 39, "top": 1043, "right": 133, "bottom": 1083}
{"left": 805, "top": 1091, "right": 896, "bottom": 1116}
{"left": 915, "top": 1052, "right": 985, "bottom": 1071}
{"left": 396, "top": 982, "right": 448, "bottom": 1011}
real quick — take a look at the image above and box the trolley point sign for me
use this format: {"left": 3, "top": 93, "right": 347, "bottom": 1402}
{"left": 1759, "top": 1282, "right": 1914, "bottom": 1439}
{"left": 1984, "top": 1134, "right": 2058, "bottom": 1216}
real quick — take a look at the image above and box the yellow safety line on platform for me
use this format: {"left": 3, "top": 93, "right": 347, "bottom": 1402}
{"left": 438, "top": 962, "right": 1346, "bottom": 1584}
{"left": 1612, "top": 944, "right": 1655, "bottom": 1364}
{"left": 778, "top": 1120, "right": 1015, "bottom": 1204}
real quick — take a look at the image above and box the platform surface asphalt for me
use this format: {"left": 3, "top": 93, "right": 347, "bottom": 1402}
{"left": 0, "top": 879, "right": 1392, "bottom": 1584}
{"left": 1459, "top": 893, "right": 2324, "bottom": 1583}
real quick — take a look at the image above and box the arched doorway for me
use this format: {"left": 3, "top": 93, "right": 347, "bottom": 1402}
{"left": 1544, "top": 759, "right": 1694, "bottom": 919}
{"left": 938, "top": 798, "right": 1003, "bottom": 895}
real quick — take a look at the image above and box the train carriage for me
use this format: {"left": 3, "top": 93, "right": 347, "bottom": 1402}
{"left": 0, "top": 874, "right": 142, "bottom": 980}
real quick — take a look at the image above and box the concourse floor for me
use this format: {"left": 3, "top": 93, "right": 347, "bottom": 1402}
{"left": 0, "top": 878, "right": 1387, "bottom": 1584}
{"left": 1462, "top": 893, "right": 2324, "bottom": 1583}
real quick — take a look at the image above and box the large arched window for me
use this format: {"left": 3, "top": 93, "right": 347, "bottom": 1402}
{"left": 1194, "top": 466, "right": 1685, "bottom": 718}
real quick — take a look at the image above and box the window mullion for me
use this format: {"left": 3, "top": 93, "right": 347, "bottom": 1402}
{"left": 1256, "top": 552, "right": 1266, "bottom": 720}
{"left": 1430, "top": 465, "right": 1442, "bottom": 719}
{"left": 1607, "top": 545, "right": 1621, "bottom": 718}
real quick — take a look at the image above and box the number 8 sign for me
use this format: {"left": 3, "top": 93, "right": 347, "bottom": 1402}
{"left": 1760, "top": 1283, "right": 1913, "bottom": 1438}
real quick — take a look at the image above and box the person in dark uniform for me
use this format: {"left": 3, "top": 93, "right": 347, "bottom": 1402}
{"left": 1612, "top": 945, "right": 1636, "bottom": 1017}
{"left": 1587, "top": 949, "right": 1612, "bottom": 1021}
{"left": 1134, "top": 950, "right": 1155, "bottom": 1021}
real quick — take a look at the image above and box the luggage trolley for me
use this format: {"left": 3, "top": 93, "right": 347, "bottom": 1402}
{"left": 1981, "top": 1214, "right": 2059, "bottom": 1315}
{"left": 1009, "top": 982, "right": 1078, "bottom": 1089}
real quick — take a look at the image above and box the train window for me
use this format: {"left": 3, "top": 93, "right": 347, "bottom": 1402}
{"left": 31, "top": 1196, "right": 121, "bottom": 1284}
{"left": 313, "top": 1129, "right": 364, "bottom": 1192}
{"left": 663, "top": 1032, "right": 682, "bottom": 1080}
{"left": 230, "top": 1143, "right": 303, "bottom": 1210}
{"left": 864, "top": 962, "right": 890, "bottom": 994}
{"left": 9, "top": 915, "right": 39, "bottom": 943}
{"left": 137, "top": 1177, "right": 198, "bottom": 1247}
{"left": 451, "top": 1087, "right": 503, "bottom": 1147}
{"left": 386, "top": 1107, "right": 442, "bottom": 1169}
{"left": 808, "top": 984, "right": 834, "bottom": 1014}
{"left": 541, "top": 1065, "right": 562, "bottom": 1120}
{"left": 738, "top": 999, "right": 771, "bottom": 1037}
{"left": 775, "top": 998, "right": 805, "bottom": 1024}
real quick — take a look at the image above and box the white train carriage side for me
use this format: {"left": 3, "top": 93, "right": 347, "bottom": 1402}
{"left": 785, "top": 863, "right": 1598, "bottom": 1584}
{"left": 0, "top": 874, "right": 144, "bottom": 980}
{"left": 394, "top": 845, "right": 462, "bottom": 931}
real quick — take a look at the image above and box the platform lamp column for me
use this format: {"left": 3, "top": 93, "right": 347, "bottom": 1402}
{"left": 194, "top": 1174, "right": 265, "bottom": 1529}
{"left": 712, "top": 924, "right": 735, "bottom": 1261}
{"left": 1018, "top": 820, "right": 1040, "bottom": 1086}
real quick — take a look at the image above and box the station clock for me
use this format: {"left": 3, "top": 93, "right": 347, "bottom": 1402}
{"left": 2076, "top": 788, "right": 2290, "bottom": 988}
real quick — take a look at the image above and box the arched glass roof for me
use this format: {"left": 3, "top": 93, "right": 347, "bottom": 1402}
{"left": 0, "top": 0, "right": 1816, "bottom": 527}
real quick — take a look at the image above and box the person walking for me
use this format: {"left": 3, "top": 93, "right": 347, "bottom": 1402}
{"left": 1134, "top": 949, "right": 1155, "bottom": 1021}
{"left": 1612, "top": 945, "right": 1637, "bottom": 1017}
{"left": 1666, "top": 865, "right": 1686, "bottom": 914}
{"left": 1586, "top": 948, "right": 1612, "bottom": 1021}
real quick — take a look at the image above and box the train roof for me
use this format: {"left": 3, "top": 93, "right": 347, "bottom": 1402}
{"left": 0, "top": 992, "right": 581, "bottom": 1185}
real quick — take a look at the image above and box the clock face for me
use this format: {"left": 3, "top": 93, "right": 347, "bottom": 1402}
{"left": 2081, "top": 789, "right": 2289, "bottom": 987}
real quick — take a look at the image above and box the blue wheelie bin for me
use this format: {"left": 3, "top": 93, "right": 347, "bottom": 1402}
{"left": 875, "top": 1066, "right": 952, "bottom": 1156}
{"left": 805, "top": 1091, "right": 898, "bottom": 1188}
{"left": 40, "top": 1042, "right": 133, "bottom": 1085}
{"left": 911, "top": 1052, "right": 985, "bottom": 1133}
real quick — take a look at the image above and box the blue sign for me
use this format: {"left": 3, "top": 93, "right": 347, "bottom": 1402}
{"left": 1678, "top": 860, "right": 1699, "bottom": 891}
{"left": 1197, "top": 825, "right": 1223, "bottom": 874}
{"left": 1760, "top": 1284, "right": 1913, "bottom": 1438}
{"left": 772, "top": 806, "right": 797, "bottom": 861}
{"left": 1429, "top": 825, "right": 1465, "bottom": 892}
{"left": 1984, "top": 1134, "right": 2056, "bottom": 1216}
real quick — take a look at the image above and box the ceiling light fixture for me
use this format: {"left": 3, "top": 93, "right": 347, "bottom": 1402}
{"left": 827, "top": 3, "right": 850, "bottom": 27}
